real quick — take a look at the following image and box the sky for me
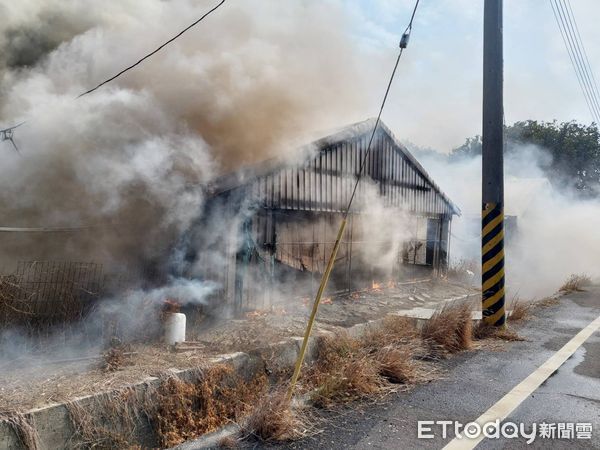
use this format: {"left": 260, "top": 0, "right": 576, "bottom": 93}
{"left": 1, "top": 0, "right": 598, "bottom": 154}
{"left": 344, "top": 0, "right": 600, "bottom": 152}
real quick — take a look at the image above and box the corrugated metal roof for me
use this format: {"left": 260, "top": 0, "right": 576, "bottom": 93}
{"left": 210, "top": 118, "right": 460, "bottom": 215}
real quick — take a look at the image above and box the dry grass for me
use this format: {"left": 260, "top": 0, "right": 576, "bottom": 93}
{"left": 473, "top": 322, "right": 524, "bottom": 342}
{"left": 363, "top": 316, "right": 422, "bottom": 351}
{"left": 559, "top": 274, "right": 592, "bottom": 293}
{"left": 421, "top": 302, "right": 473, "bottom": 357}
{"left": 364, "top": 316, "right": 433, "bottom": 384}
{"left": 241, "top": 317, "right": 438, "bottom": 443}
{"left": 65, "top": 365, "right": 267, "bottom": 449}
{"left": 152, "top": 377, "right": 201, "bottom": 447}
{"left": 308, "top": 334, "right": 387, "bottom": 408}
{"left": 536, "top": 296, "right": 560, "bottom": 308}
{"left": 101, "top": 347, "right": 127, "bottom": 372}
{"left": 374, "top": 347, "right": 427, "bottom": 384}
{"left": 101, "top": 338, "right": 132, "bottom": 372}
{"left": 312, "top": 357, "right": 387, "bottom": 407}
{"left": 2, "top": 289, "right": 524, "bottom": 447}
{"left": 153, "top": 365, "right": 268, "bottom": 448}
{"left": 241, "top": 390, "right": 311, "bottom": 442}
{"left": 508, "top": 299, "right": 532, "bottom": 322}
{"left": 0, "top": 412, "right": 40, "bottom": 450}
{"left": 66, "top": 389, "right": 142, "bottom": 449}
{"left": 305, "top": 317, "right": 435, "bottom": 409}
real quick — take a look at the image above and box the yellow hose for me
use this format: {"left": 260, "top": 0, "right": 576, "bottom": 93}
{"left": 286, "top": 217, "right": 347, "bottom": 402}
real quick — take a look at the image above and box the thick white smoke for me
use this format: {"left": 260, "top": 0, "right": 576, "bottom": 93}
{"left": 3, "top": 0, "right": 596, "bottom": 359}
{"left": 418, "top": 145, "right": 600, "bottom": 298}
{"left": 353, "top": 181, "right": 413, "bottom": 274}
{"left": 0, "top": 0, "right": 379, "bottom": 368}
{"left": 0, "top": 0, "right": 372, "bottom": 272}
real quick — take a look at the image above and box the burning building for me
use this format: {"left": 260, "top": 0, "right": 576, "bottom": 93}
{"left": 188, "top": 119, "right": 460, "bottom": 314}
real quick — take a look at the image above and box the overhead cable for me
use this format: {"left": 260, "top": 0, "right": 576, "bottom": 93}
{"left": 555, "top": 0, "right": 600, "bottom": 120}
{"left": 345, "top": 0, "right": 421, "bottom": 216}
{"left": 286, "top": 0, "right": 422, "bottom": 402}
{"left": 78, "top": 0, "right": 227, "bottom": 98}
{"left": 550, "top": 0, "right": 600, "bottom": 122}
{"left": 1, "top": 0, "right": 227, "bottom": 153}
{"left": 562, "top": 0, "right": 600, "bottom": 119}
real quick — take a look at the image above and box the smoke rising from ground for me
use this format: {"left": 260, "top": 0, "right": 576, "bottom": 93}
{"left": 0, "top": 0, "right": 371, "bottom": 272}
{"left": 0, "top": 0, "right": 379, "bottom": 370}
{"left": 2, "top": 0, "right": 597, "bottom": 374}
{"left": 417, "top": 145, "right": 600, "bottom": 298}
{"left": 0, "top": 276, "right": 217, "bottom": 373}
{"left": 354, "top": 181, "right": 413, "bottom": 274}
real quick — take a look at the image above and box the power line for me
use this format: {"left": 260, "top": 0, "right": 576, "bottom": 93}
{"left": 550, "top": 0, "right": 596, "bottom": 122}
{"left": 562, "top": 0, "right": 600, "bottom": 119}
{"left": 78, "top": 0, "right": 226, "bottom": 98}
{"left": 555, "top": 0, "right": 600, "bottom": 120}
{"left": 554, "top": 0, "right": 600, "bottom": 121}
{"left": 286, "top": 0, "right": 422, "bottom": 401}
{"left": 550, "top": 0, "right": 600, "bottom": 123}
{"left": 2, "top": 0, "right": 227, "bottom": 153}
{"left": 345, "top": 0, "right": 420, "bottom": 217}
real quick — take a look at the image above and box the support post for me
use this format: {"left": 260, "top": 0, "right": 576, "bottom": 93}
{"left": 234, "top": 219, "right": 253, "bottom": 317}
{"left": 482, "top": 0, "right": 506, "bottom": 326}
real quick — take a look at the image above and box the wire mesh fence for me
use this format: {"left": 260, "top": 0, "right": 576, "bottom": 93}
{"left": 1, "top": 261, "right": 104, "bottom": 329}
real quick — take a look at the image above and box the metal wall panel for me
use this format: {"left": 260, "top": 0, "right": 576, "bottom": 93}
{"left": 248, "top": 132, "right": 456, "bottom": 217}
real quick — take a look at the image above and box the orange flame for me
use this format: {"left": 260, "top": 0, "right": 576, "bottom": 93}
{"left": 245, "top": 307, "right": 288, "bottom": 319}
{"left": 246, "top": 310, "right": 268, "bottom": 319}
{"left": 162, "top": 299, "right": 181, "bottom": 313}
{"left": 272, "top": 306, "right": 287, "bottom": 316}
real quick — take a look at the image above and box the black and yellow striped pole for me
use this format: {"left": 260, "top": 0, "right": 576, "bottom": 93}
{"left": 482, "top": 203, "right": 505, "bottom": 325}
{"left": 482, "top": 0, "right": 506, "bottom": 327}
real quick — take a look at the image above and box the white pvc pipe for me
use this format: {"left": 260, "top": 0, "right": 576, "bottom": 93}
{"left": 164, "top": 312, "right": 186, "bottom": 345}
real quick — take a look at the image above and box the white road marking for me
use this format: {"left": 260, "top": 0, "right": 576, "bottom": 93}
{"left": 443, "top": 313, "right": 600, "bottom": 450}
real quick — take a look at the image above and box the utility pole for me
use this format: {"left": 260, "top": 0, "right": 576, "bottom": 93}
{"left": 482, "top": 0, "right": 506, "bottom": 327}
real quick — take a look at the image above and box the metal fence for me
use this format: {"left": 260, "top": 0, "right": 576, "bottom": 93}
{"left": 3, "top": 261, "right": 104, "bottom": 325}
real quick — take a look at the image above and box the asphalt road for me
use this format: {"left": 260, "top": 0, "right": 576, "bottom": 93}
{"left": 263, "top": 287, "right": 600, "bottom": 450}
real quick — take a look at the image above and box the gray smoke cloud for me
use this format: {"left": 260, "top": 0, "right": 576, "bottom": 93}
{"left": 417, "top": 145, "right": 600, "bottom": 298}
{"left": 0, "top": 0, "right": 372, "bottom": 273}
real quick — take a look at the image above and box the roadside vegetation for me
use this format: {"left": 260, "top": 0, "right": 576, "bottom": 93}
{"left": 508, "top": 298, "right": 532, "bottom": 322}
{"left": 243, "top": 302, "right": 478, "bottom": 444}
{"left": 452, "top": 121, "right": 600, "bottom": 195}
{"left": 241, "top": 287, "right": 577, "bottom": 445}
{"left": 63, "top": 364, "right": 268, "bottom": 449}
{"left": 4, "top": 281, "right": 580, "bottom": 449}
{"left": 559, "top": 273, "right": 592, "bottom": 293}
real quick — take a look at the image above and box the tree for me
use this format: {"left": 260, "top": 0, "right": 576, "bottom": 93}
{"left": 450, "top": 120, "right": 600, "bottom": 195}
